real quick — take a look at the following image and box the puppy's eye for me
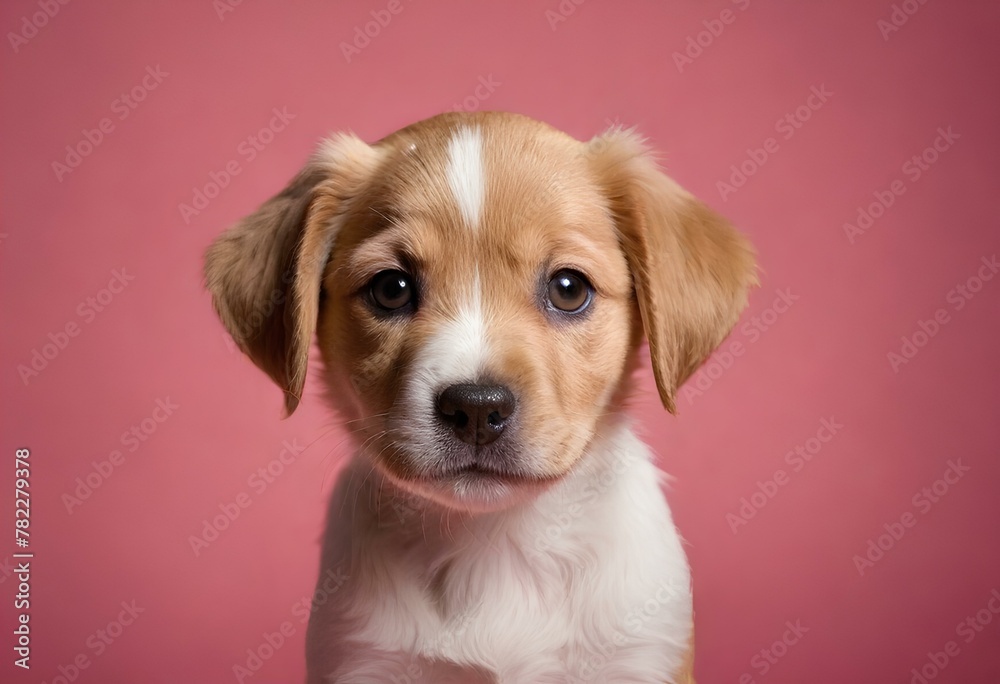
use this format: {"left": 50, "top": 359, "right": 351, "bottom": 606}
{"left": 547, "top": 270, "right": 592, "bottom": 313}
{"left": 369, "top": 270, "right": 414, "bottom": 311}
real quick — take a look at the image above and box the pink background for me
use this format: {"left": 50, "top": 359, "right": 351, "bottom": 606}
{"left": 2, "top": 1, "right": 999, "bottom": 682}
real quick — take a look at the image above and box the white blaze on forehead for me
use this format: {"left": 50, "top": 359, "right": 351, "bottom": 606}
{"left": 445, "top": 127, "right": 485, "bottom": 230}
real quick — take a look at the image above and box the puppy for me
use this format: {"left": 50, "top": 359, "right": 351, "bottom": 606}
{"left": 205, "top": 111, "right": 756, "bottom": 683}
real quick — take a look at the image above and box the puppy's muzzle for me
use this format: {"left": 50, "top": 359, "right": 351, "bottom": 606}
{"left": 436, "top": 383, "right": 516, "bottom": 446}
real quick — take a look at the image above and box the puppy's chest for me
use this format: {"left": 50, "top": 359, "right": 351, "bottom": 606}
{"left": 417, "top": 548, "right": 575, "bottom": 664}
{"left": 334, "top": 439, "right": 692, "bottom": 681}
{"left": 363, "top": 529, "right": 681, "bottom": 682}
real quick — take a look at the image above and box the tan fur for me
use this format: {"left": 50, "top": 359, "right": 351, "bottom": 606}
{"left": 587, "top": 128, "right": 758, "bottom": 412}
{"left": 203, "top": 112, "right": 756, "bottom": 680}
{"left": 676, "top": 630, "right": 696, "bottom": 683}
{"left": 306, "top": 113, "right": 640, "bottom": 486}
{"left": 203, "top": 134, "right": 383, "bottom": 414}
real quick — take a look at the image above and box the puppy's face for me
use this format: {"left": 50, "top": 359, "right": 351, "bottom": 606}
{"left": 318, "top": 122, "right": 636, "bottom": 509}
{"left": 205, "top": 112, "right": 757, "bottom": 512}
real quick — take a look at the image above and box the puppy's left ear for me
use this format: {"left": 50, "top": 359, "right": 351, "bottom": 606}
{"left": 204, "top": 134, "right": 380, "bottom": 415}
{"left": 588, "top": 128, "right": 758, "bottom": 413}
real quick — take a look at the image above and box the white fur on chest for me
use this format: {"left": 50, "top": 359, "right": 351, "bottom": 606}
{"left": 307, "top": 420, "right": 692, "bottom": 684}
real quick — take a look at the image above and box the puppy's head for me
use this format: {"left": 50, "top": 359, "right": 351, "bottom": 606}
{"left": 205, "top": 112, "right": 756, "bottom": 512}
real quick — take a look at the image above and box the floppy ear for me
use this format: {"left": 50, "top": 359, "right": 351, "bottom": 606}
{"left": 204, "top": 134, "right": 379, "bottom": 415}
{"left": 588, "top": 128, "right": 758, "bottom": 413}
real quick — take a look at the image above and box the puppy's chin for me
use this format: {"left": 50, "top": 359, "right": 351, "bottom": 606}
{"left": 418, "top": 472, "right": 552, "bottom": 513}
{"left": 376, "top": 459, "right": 559, "bottom": 514}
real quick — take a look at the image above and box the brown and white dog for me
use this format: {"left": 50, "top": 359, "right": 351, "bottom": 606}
{"left": 205, "top": 111, "right": 756, "bottom": 683}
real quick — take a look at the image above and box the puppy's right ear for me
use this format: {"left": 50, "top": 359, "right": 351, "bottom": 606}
{"left": 204, "top": 134, "right": 380, "bottom": 415}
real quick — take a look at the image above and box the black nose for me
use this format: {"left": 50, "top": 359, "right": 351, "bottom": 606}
{"left": 436, "top": 384, "right": 516, "bottom": 446}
